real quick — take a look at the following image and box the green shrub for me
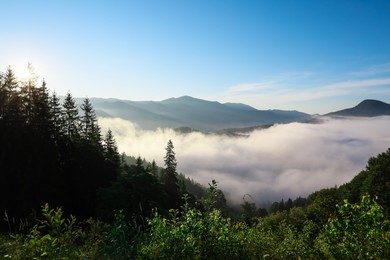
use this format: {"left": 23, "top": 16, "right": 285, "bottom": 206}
{"left": 138, "top": 206, "right": 249, "bottom": 259}
{"left": 100, "top": 210, "right": 141, "bottom": 259}
{"left": 1, "top": 204, "right": 106, "bottom": 259}
{"left": 317, "top": 195, "right": 390, "bottom": 259}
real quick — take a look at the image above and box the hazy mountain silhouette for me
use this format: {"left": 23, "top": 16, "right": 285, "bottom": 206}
{"left": 326, "top": 99, "right": 390, "bottom": 117}
{"left": 82, "top": 96, "right": 310, "bottom": 131}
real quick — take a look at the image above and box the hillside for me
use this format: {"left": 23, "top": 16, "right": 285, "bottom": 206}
{"left": 326, "top": 99, "right": 390, "bottom": 117}
{"left": 82, "top": 96, "right": 311, "bottom": 131}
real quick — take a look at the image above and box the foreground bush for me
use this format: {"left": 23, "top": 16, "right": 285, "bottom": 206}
{"left": 138, "top": 206, "right": 249, "bottom": 259}
{"left": 2, "top": 196, "right": 389, "bottom": 259}
{"left": 317, "top": 195, "right": 390, "bottom": 259}
{"left": 1, "top": 204, "right": 105, "bottom": 259}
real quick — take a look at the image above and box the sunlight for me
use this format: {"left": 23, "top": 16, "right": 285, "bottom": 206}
{"left": 13, "top": 63, "right": 38, "bottom": 84}
{"left": 11, "top": 65, "right": 31, "bottom": 80}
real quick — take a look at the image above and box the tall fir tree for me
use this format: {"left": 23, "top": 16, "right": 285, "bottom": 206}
{"left": 31, "top": 80, "right": 51, "bottom": 132}
{"left": 132, "top": 156, "right": 146, "bottom": 175}
{"left": 80, "top": 98, "right": 102, "bottom": 147}
{"left": 0, "top": 70, "right": 5, "bottom": 118}
{"left": 20, "top": 63, "right": 38, "bottom": 124}
{"left": 49, "top": 91, "right": 65, "bottom": 138}
{"left": 2, "top": 67, "right": 21, "bottom": 121}
{"left": 104, "top": 129, "right": 120, "bottom": 165}
{"left": 149, "top": 160, "right": 159, "bottom": 177}
{"left": 162, "top": 140, "right": 181, "bottom": 209}
{"left": 62, "top": 92, "right": 80, "bottom": 139}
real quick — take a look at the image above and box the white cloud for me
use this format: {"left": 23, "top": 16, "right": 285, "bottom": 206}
{"left": 267, "top": 78, "right": 390, "bottom": 103}
{"left": 221, "top": 67, "right": 390, "bottom": 114}
{"left": 99, "top": 116, "right": 390, "bottom": 206}
{"left": 228, "top": 82, "right": 276, "bottom": 93}
{"left": 227, "top": 77, "right": 390, "bottom": 102}
{"left": 349, "top": 63, "right": 390, "bottom": 77}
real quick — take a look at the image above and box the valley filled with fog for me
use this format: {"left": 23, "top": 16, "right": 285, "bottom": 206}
{"left": 99, "top": 116, "right": 390, "bottom": 206}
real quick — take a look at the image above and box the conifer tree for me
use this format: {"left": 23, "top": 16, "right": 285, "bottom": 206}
{"left": 2, "top": 67, "right": 21, "bottom": 120}
{"left": 49, "top": 91, "right": 64, "bottom": 137}
{"left": 104, "top": 129, "right": 120, "bottom": 165}
{"left": 31, "top": 80, "right": 51, "bottom": 131}
{"left": 161, "top": 140, "right": 181, "bottom": 209}
{"left": 162, "top": 139, "right": 179, "bottom": 191}
{"left": 80, "top": 98, "right": 101, "bottom": 147}
{"left": 20, "top": 63, "right": 38, "bottom": 124}
{"left": 0, "top": 70, "right": 5, "bottom": 118}
{"left": 62, "top": 92, "right": 80, "bottom": 139}
{"left": 150, "top": 160, "right": 158, "bottom": 177}
{"left": 133, "top": 156, "right": 146, "bottom": 175}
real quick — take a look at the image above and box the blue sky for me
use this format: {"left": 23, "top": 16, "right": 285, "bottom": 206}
{"left": 1, "top": 0, "right": 390, "bottom": 114}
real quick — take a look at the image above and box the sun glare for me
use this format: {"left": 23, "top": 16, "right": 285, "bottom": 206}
{"left": 12, "top": 63, "right": 38, "bottom": 83}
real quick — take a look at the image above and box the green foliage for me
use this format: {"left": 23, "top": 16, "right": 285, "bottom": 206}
{"left": 2, "top": 195, "right": 389, "bottom": 259}
{"left": 139, "top": 206, "right": 248, "bottom": 259}
{"left": 306, "top": 187, "right": 340, "bottom": 225}
{"left": 317, "top": 195, "right": 390, "bottom": 259}
{"left": 2, "top": 204, "right": 81, "bottom": 258}
{"left": 340, "top": 148, "right": 390, "bottom": 217}
{"left": 96, "top": 168, "right": 166, "bottom": 222}
{"left": 203, "top": 180, "right": 227, "bottom": 213}
{"left": 100, "top": 210, "right": 141, "bottom": 259}
{"left": 1, "top": 204, "right": 135, "bottom": 259}
{"left": 241, "top": 196, "right": 258, "bottom": 226}
{"left": 251, "top": 220, "right": 320, "bottom": 259}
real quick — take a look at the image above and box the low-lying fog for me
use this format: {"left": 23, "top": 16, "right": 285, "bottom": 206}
{"left": 99, "top": 116, "right": 390, "bottom": 206}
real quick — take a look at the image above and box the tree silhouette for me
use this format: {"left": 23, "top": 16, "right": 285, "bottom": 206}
{"left": 80, "top": 98, "right": 102, "bottom": 148}
{"left": 1, "top": 67, "right": 21, "bottom": 121}
{"left": 49, "top": 91, "right": 64, "bottom": 138}
{"left": 104, "top": 129, "right": 120, "bottom": 166}
{"left": 62, "top": 92, "right": 79, "bottom": 139}
{"left": 161, "top": 139, "right": 181, "bottom": 209}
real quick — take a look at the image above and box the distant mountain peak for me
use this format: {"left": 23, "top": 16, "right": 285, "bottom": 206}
{"left": 162, "top": 95, "right": 218, "bottom": 104}
{"left": 327, "top": 99, "right": 390, "bottom": 117}
{"left": 356, "top": 99, "right": 389, "bottom": 108}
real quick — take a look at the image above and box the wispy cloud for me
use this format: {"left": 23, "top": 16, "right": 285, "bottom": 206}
{"left": 228, "top": 82, "right": 276, "bottom": 93}
{"left": 99, "top": 116, "right": 390, "bottom": 206}
{"left": 273, "top": 78, "right": 390, "bottom": 102}
{"left": 221, "top": 65, "right": 390, "bottom": 113}
{"left": 349, "top": 63, "right": 390, "bottom": 77}
{"left": 227, "top": 72, "right": 314, "bottom": 94}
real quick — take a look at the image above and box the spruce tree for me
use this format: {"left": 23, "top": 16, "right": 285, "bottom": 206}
{"left": 162, "top": 140, "right": 180, "bottom": 209}
{"left": 31, "top": 80, "right": 51, "bottom": 131}
{"left": 133, "top": 156, "right": 146, "bottom": 175}
{"left": 104, "top": 129, "right": 120, "bottom": 165}
{"left": 62, "top": 92, "right": 80, "bottom": 139}
{"left": 49, "top": 91, "right": 64, "bottom": 137}
{"left": 0, "top": 70, "right": 5, "bottom": 118}
{"left": 150, "top": 160, "right": 158, "bottom": 176}
{"left": 162, "top": 140, "right": 178, "bottom": 190}
{"left": 80, "top": 98, "right": 102, "bottom": 147}
{"left": 20, "top": 63, "right": 38, "bottom": 124}
{"left": 2, "top": 67, "right": 21, "bottom": 120}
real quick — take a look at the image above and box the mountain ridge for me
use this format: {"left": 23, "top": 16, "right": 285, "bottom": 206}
{"left": 76, "top": 96, "right": 390, "bottom": 132}
{"left": 82, "top": 95, "right": 310, "bottom": 131}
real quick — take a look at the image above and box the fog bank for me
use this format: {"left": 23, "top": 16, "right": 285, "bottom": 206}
{"left": 99, "top": 116, "right": 390, "bottom": 205}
